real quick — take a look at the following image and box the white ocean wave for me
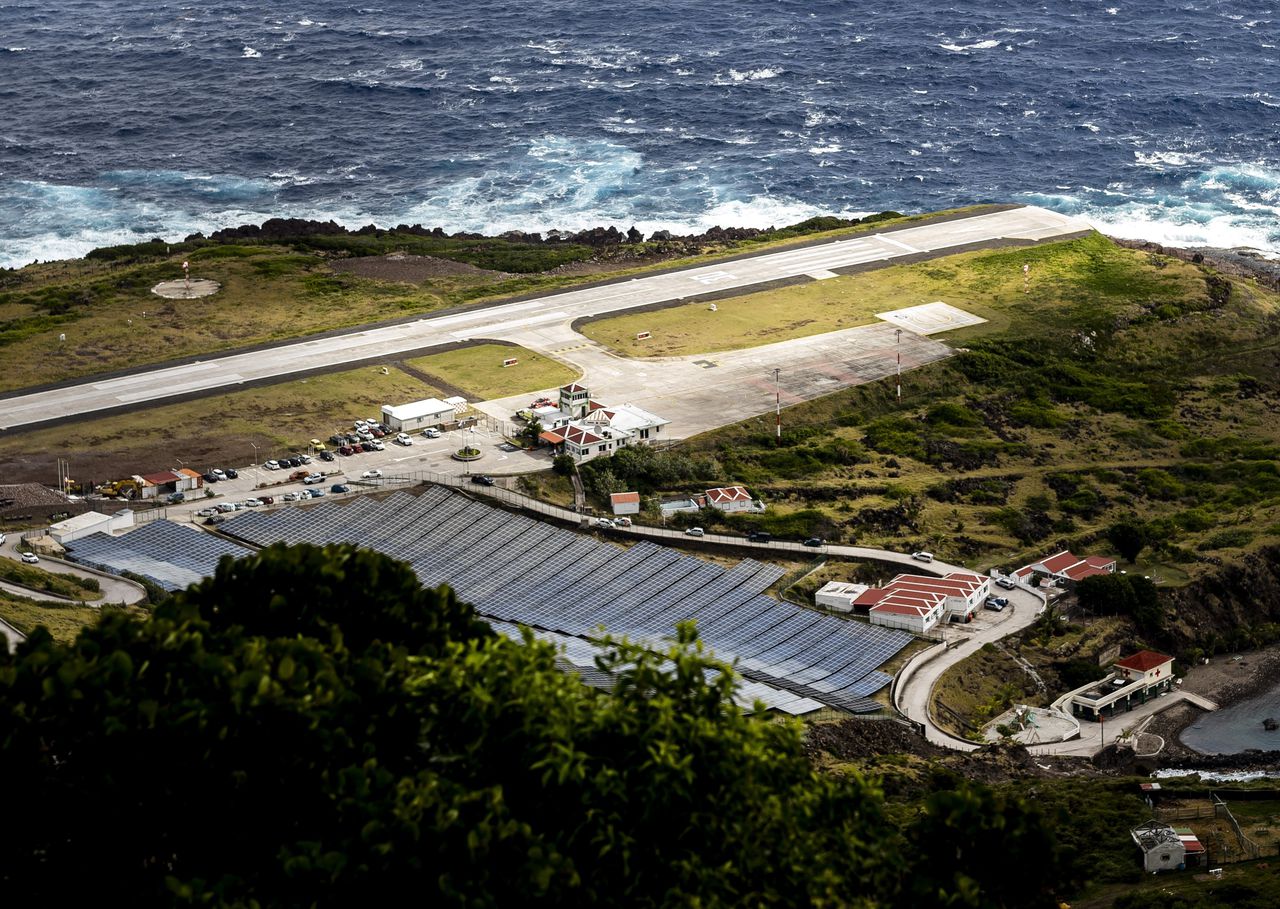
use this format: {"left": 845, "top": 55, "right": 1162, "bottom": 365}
{"left": 939, "top": 38, "right": 1000, "bottom": 53}
{"left": 241, "top": 46, "right": 261, "bottom": 58}
{"left": 726, "top": 66, "right": 782, "bottom": 82}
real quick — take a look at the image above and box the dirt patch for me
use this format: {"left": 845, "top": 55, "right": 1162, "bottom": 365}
{"left": 330, "top": 254, "right": 508, "bottom": 283}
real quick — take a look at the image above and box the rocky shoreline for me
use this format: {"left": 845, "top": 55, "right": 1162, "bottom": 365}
{"left": 1144, "top": 642, "right": 1280, "bottom": 771}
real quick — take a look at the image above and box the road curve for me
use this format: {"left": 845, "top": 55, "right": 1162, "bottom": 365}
{"left": 0, "top": 205, "right": 1089, "bottom": 430}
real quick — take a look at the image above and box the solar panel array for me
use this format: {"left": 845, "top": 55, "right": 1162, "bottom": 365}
{"left": 65, "top": 520, "right": 253, "bottom": 591}
{"left": 488, "top": 620, "right": 827, "bottom": 716}
{"left": 225, "top": 487, "right": 910, "bottom": 712}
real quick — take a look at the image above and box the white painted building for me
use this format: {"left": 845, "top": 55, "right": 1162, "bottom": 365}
{"left": 863, "top": 588, "right": 947, "bottom": 634}
{"left": 815, "top": 581, "right": 870, "bottom": 614}
{"left": 538, "top": 385, "right": 670, "bottom": 463}
{"left": 705, "top": 485, "right": 765, "bottom": 514}
{"left": 381, "top": 398, "right": 455, "bottom": 433}
{"left": 49, "top": 509, "right": 134, "bottom": 544}
{"left": 610, "top": 492, "right": 641, "bottom": 515}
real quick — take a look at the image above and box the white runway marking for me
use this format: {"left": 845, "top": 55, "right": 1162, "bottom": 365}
{"left": 876, "top": 233, "right": 921, "bottom": 253}
{"left": 875, "top": 301, "right": 987, "bottom": 335}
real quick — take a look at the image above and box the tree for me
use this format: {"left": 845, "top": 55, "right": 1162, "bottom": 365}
{"left": 1105, "top": 519, "right": 1150, "bottom": 564}
{"left": 520, "top": 417, "right": 544, "bottom": 445}
{"left": 0, "top": 544, "right": 1066, "bottom": 907}
{"left": 1075, "top": 573, "right": 1164, "bottom": 633}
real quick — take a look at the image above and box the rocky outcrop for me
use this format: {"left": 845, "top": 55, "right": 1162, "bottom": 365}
{"left": 1162, "top": 546, "right": 1280, "bottom": 651}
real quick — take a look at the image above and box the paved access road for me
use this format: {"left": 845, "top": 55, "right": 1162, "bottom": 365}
{"left": 0, "top": 534, "right": 147, "bottom": 605}
{"left": 0, "top": 206, "right": 1088, "bottom": 431}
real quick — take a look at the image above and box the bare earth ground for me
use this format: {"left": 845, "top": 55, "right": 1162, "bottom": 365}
{"left": 329, "top": 254, "right": 509, "bottom": 283}
{"left": 1145, "top": 642, "right": 1280, "bottom": 763}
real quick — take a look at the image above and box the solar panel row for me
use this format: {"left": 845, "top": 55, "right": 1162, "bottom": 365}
{"left": 64, "top": 520, "right": 253, "bottom": 592}
{"left": 223, "top": 488, "right": 910, "bottom": 712}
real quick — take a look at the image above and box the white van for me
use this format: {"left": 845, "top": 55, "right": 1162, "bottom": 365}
{"left": 422, "top": 427, "right": 441, "bottom": 439}
{"left": 911, "top": 551, "right": 934, "bottom": 563}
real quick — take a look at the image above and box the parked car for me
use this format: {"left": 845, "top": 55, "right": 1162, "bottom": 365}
{"left": 303, "top": 473, "right": 325, "bottom": 485}
{"left": 911, "top": 551, "right": 934, "bottom": 563}
{"left": 21, "top": 551, "right": 40, "bottom": 564}
{"left": 297, "top": 454, "right": 312, "bottom": 464}
{"left": 330, "top": 483, "right": 351, "bottom": 494}
{"left": 216, "top": 503, "right": 238, "bottom": 513}
{"left": 995, "top": 576, "right": 1017, "bottom": 590}
{"left": 357, "top": 431, "right": 374, "bottom": 442}
{"left": 370, "top": 428, "right": 385, "bottom": 438}
{"left": 371, "top": 440, "right": 385, "bottom": 451}
{"left": 395, "top": 433, "right": 412, "bottom": 446}
{"left": 984, "top": 598, "right": 1008, "bottom": 612}
{"left": 362, "top": 469, "right": 383, "bottom": 479}
{"left": 803, "top": 537, "right": 825, "bottom": 547}
{"left": 307, "top": 488, "right": 326, "bottom": 498}
{"left": 202, "top": 471, "right": 219, "bottom": 483}
{"left": 747, "top": 531, "right": 771, "bottom": 543}
{"left": 212, "top": 469, "right": 227, "bottom": 480}
{"left": 281, "top": 492, "right": 301, "bottom": 502}
{"left": 310, "top": 439, "right": 325, "bottom": 451}
{"left": 361, "top": 441, "right": 376, "bottom": 452}
{"left": 243, "top": 498, "right": 264, "bottom": 508}
{"left": 319, "top": 449, "right": 335, "bottom": 462}
{"left": 167, "top": 492, "right": 185, "bottom": 505}
{"left": 206, "top": 514, "right": 225, "bottom": 526}
{"left": 595, "top": 518, "right": 614, "bottom": 528}
{"left": 422, "top": 427, "right": 441, "bottom": 439}
{"left": 684, "top": 527, "right": 705, "bottom": 537}
{"left": 330, "top": 434, "right": 347, "bottom": 446}
{"left": 338, "top": 445, "right": 354, "bottom": 456}
{"left": 614, "top": 517, "right": 633, "bottom": 528}
{"left": 196, "top": 507, "right": 219, "bottom": 517}
{"left": 470, "top": 475, "right": 495, "bottom": 486}
{"left": 224, "top": 468, "right": 239, "bottom": 479}
{"left": 264, "top": 460, "right": 280, "bottom": 470}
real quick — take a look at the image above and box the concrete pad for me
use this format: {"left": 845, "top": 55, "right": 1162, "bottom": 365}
{"left": 152, "top": 279, "right": 220, "bottom": 299}
{"left": 875, "top": 301, "right": 987, "bottom": 335}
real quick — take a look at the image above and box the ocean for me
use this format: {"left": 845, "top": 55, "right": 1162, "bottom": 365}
{"left": 1, "top": 0, "right": 1277, "bottom": 269}
{"left": 1181, "top": 683, "right": 1280, "bottom": 755}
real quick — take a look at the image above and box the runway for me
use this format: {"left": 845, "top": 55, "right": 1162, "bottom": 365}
{"left": 0, "top": 206, "right": 1089, "bottom": 431}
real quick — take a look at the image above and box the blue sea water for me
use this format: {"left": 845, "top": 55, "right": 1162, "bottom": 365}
{"left": 0, "top": 0, "right": 1277, "bottom": 268}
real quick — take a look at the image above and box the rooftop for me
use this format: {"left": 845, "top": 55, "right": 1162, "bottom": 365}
{"left": 1116, "top": 650, "right": 1174, "bottom": 673}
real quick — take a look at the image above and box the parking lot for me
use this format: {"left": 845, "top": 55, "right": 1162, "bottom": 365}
{"left": 149, "top": 418, "right": 551, "bottom": 525}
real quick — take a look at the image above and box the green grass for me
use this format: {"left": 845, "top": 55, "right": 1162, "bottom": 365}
{"left": 0, "top": 561, "right": 100, "bottom": 600}
{"left": 0, "top": 593, "right": 145, "bottom": 644}
{"left": 403, "top": 344, "right": 579, "bottom": 401}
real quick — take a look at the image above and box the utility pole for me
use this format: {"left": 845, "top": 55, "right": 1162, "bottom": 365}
{"left": 895, "top": 328, "right": 902, "bottom": 401}
{"left": 774, "top": 367, "right": 781, "bottom": 443}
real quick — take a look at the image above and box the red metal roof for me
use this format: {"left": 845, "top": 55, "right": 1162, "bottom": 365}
{"left": 1039, "top": 550, "right": 1080, "bottom": 573}
{"left": 871, "top": 601, "right": 935, "bottom": 618}
{"left": 853, "top": 588, "right": 891, "bottom": 607}
{"left": 1063, "top": 563, "right": 1111, "bottom": 581}
{"left": 1083, "top": 555, "right": 1117, "bottom": 568}
{"left": 706, "top": 485, "right": 752, "bottom": 505}
{"left": 539, "top": 430, "right": 565, "bottom": 444}
{"left": 610, "top": 492, "right": 640, "bottom": 505}
{"left": 1115, "top": 650, "right": 1173, "bottom": 672}
{"left": 140, "top": 471, "right": 179, "bottom": 485}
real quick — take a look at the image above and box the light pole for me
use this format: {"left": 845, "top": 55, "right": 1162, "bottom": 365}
{"left": 895, "top": 328, "right": 902, "bottom": 401}
{"left": 774, "top": 367, "right": 781, "bottom": 443}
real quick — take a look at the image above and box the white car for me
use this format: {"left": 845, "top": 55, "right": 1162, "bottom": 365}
{"left": 422, "top": 428, "right": 441, "bottom": 439}
{"left": 362, "top": 469, "right": 383, "bottom": 479}
{"left": 911, "top": 551, "right": 934, "bottom": 563}
{"left": 395, "top": 433, "right": 412, "bottom": 446}
{"left": 614, "top": 517, "right": 632, "bottom": 528}
{"left": 21, "top": 551, "right": 40, "bottom": 564}
{"left": 371, "top": 440, "right": 385, "bottom": 451}
{"left": 216, "top": 503, "right": 238, "bottom": 513}
{"left": 298, "top": 454, "right": 312, "bottom": 464}
{"left": 264, "top": 459, "right": 280, "bottom": 470}
{"left": 595, "top": 517, "right": 614, "bottom": 528}
{"left": 303, "top": 473, "right": 325, "bottom": 485}
{"left": 685, "top": 527, "right": 705, "bottom": 537}
{"left": 196, "top": 507, "right": 219, "bottom": 517}
{"left": 212, "top": 469, "right": 227, "bottom": 480}
{"left": 243, "top": 498, "right": 264, "bottom": 508}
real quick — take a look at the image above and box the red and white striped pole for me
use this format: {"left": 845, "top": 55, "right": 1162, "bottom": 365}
{"left": 895, "top": 328, "right": 902, "bottom": 401}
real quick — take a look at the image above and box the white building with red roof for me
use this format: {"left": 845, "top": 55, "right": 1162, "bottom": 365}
{"left": 610, "top": 491, "right": 641, "bottom": 515}
{"left": 1015, "top": 550, "right": 1117, "bottom": 586}
{"left": 537, "top": 384, "right": 670, "bottom": 462}
{"left": 705, "top": 485, "right": 765, "bottom": 514}
{"left": 852, "top": 569, "right": 991, "bottom": 633}
{"left": 1067, "top": 649, "right": 1175, "bottom": 722}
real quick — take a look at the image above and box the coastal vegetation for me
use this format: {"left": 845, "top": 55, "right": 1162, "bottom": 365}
{"left": 588, "top": 234, "right": 1280, "bottom": 592}
{"left": 0, "top": 560, "right": 100, "bottom": 601}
